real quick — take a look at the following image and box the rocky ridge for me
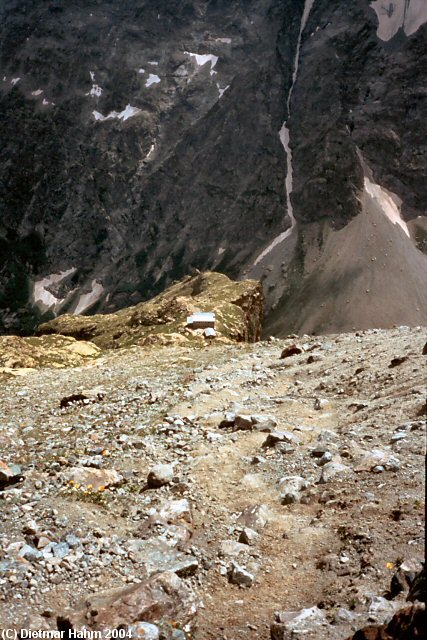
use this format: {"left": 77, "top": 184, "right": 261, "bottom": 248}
{"left": 37, "top": 272, "right": 264, "bottom": 348}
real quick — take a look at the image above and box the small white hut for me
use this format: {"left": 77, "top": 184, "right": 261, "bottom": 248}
{"left": 186, "top": 311, "right": 215, "bottom": 330}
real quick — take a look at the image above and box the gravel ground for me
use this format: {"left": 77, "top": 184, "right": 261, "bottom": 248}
{"left": 0, "top": 326, "right": 425, "bottom": 638}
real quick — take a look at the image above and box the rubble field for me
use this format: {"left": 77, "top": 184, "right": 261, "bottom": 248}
{"left": 0, "top": 326, "right": 425, "bottom": 638}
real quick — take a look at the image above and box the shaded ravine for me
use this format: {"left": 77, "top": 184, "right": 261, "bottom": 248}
{"left": 254, "top": 0, "right": 315, "bottom": 266}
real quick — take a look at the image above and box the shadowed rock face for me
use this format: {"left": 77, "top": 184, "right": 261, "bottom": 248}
{"left": 345, "top": 605, "right": 426, "bottom": 640}
{"left": 0, "top": 0, "right": 426, "bottom": 334}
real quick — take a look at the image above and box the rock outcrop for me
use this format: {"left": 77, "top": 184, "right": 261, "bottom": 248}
{"left": 0, "top": 334, "right": 100, "bottom": 374}
{"left": 345, "top": 604, "right": 426, "bottom": 640}
{"left": 37, "top": 272, "right": 264, "bottom": 348}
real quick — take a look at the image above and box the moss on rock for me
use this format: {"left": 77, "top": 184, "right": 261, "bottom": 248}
{"left": 37, "top": 272, "right": 264, "bottom": 349}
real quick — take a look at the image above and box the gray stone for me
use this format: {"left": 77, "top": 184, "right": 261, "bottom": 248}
{"left": 319, "top": 462, "right": 352, "bottom": 483}
{"left": 19, "top": 544, "right": 43, "bottom": 562}
{"left": 367, "top": 595, "right": 397, "bottom": 624}
{"left": 276, "top": 443, "right": 295, "bottom": 455}
{"left": 218, "top": 541, "right": 247, "bottom": 558}
{"left": 147, "top": 464, "right": 174, "bottom": 488}
{"left": 22, "top": 519, "right": 39, "bottom": 535}
{"left": 384, "top": 456, "right": 400, "bottom": 471}
{"left": 236, "top": 504, "right": 271, "bottom": 531}
{"left": 228, "top": 561, "right": 255, "bottom": 587}
{"left": 278, "top": 476, "right": 309, "bottom": 504}
{"left": 126, "top": 538, "right": 198, "bottom": 577}
{"left": 238, "top": 528, "right": 259, "bottom": 546}
{"left": 271, "top": 606, "right": 327, "bottom": 639}
{"left": 316, "top": 452, "right": 333, "bottom": 466}
{"left": 251, "top": 415, "right": 278, "bottom": 432}
{"left": 390, "top": 432, "right": 407, "bottom": 443}
{"left": 64, "top": 534, "right": 81, "bottom": 549}
{"left": 314, "top": 398, "right": 330, "bottom": 410}
{"left": 128, "top": 623, "right": 159, "bottom": 640}
{"left": 334, "top": 607, "right": 360, "bottom": 624}
{"left": 263, "top": 431, "right": 293, "bottom": 448}
{"left": 155, "top": 498, "right": 192, "bottom": 525}
{"left": 53, "top": 542, "right": 70, "bottom": 559}
{"left": 355, "top": 449, "right": 400, "bottom": 473}
{"left": 317, "top": 429, "right": 339, "bottom": 443}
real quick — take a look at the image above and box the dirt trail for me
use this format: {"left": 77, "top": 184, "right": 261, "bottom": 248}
{"left": 174, "top": 359, "right": 345, "bottom": 638}
{"left": 0, "top": 328, "right": 424, "bottom": 638}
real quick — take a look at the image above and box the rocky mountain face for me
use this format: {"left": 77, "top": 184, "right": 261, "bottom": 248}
{"left": 0, "top": 0, "right": 426, "bottom": 334}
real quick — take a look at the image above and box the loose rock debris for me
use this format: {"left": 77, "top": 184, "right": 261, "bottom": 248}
{"left": 0, "top": 326, "right": 425, "bottom": 638}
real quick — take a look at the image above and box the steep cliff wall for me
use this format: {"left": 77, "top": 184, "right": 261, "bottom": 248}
{"left": 0, "top": 0, "right": 425, "bottom": 334}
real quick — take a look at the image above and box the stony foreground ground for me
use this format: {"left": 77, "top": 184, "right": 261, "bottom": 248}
{"left": 0, "top": 326, "right": 425, "bottom": 638}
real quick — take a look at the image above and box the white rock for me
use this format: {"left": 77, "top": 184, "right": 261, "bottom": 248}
{"left": 147, "top": 464, "right": 174, "bottom": 488}
{"left": 228, "top": 561, "right": 255, "bottom": 587}
{"left": 129, "top": 622, "right": 159, "bottom": 640}
{"left": 278, "top": 476, "right": 309, "bottom": 504}
{"left": 319, "top": 462, "right": 352, "bottom": 483}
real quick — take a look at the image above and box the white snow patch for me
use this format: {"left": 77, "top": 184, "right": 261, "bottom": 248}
{"left": 254, "top": 0, "right": 315, "bottom": 266}
{"left": 31, "top": 89, "right": 43, "bottom": 96}
{"left": 120, "top": 105, "right": 141, "bottom": 120}
{"left": 148, "top": 61, "right": 159, "bottom": 66}
{"left": 11, "top": 77, "right": 21, "bottom": 85}
{"left": 33, "top": 269, "right": 76, "bottom": 312}
{"left": 86, "top": 71, "right": 102, "bottom": 97}
{"left": 145, "top": 74, "right": 161, "bottom": 87}
{"left": 215, "top": 37, "right": 232, "bottom": 44}
{"left": 364, "top": 177, "right": 410, "bottom": 237}
{"left": 93, "top": 104, "right": 142, "bottom": 122}
{"left": 73, "top": 280, "right": 104, "bottom": 315}
{"left": 370, "top": 0, "right": 427, "bottom": 41}
{"left": 145, "top": 143, "right": 155, "bottom": 160}
{"left": 138, "top": 68, "right": 145, "bottom": 74}
{"left": 287, "top": 0, "right": 315, "bottom": 108}
{"left": 217, "top": 246, "right": 226, "bottom": 256}
{"left": 184, "top": 52, "right": 219, "bottom": 76}
{"left": 89, "top": 84, "right": 102, "bottom": 97}
{"left": 2, "top": 77, "right": 6, "bottom": 82}
{"left": 217, "top": 83, "right": 230, "bottom": 98}
{"left": 42, "top": 98, "right": 50, "bottom": 105}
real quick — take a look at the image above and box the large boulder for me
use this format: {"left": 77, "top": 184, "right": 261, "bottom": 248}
{"left": 57, "top": 571, "right": 197, "bottom": 633}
